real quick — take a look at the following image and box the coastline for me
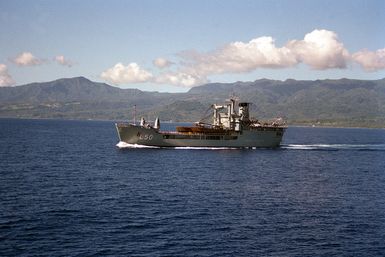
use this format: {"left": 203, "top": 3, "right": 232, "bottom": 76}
{"left": 1, "top": 116, "right": 384, "bottom": 129}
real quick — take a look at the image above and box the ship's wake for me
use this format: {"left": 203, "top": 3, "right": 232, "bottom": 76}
{"left": 117, "top": 141, "right": 385, "bottom": 151}
{"left": 116, "top": 141, "right": 238, "bottom": 150}
{"left": 282, "top": 143, "right": 385, "bottom": 151}
{"left": 116, "top": 141, "right": 160, "bottom": 149}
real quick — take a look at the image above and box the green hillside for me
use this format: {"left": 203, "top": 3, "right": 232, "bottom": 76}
{"left": 1, "top": 77, "right": 384, "bottom": 128}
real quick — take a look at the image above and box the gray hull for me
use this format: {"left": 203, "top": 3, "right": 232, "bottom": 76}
{"left": 116, "top": 123, "right": 285, "bottom": 148}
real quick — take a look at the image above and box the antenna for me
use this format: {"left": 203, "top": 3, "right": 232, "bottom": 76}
{"left": 133, "top": 105, "right": 136, "bottom": 125}
{"left": 227, "top": 92, "right": 239, "bottom": 102}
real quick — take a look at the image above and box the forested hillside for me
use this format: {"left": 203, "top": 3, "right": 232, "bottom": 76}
{"left": 1, "top": 77, "right": 384, "bottom": 127}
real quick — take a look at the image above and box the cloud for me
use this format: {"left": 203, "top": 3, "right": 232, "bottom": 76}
{"left": 155, "top": 71, "right": 207, "bottom": 87}
{"left": 11, "top": 52, "right": 44, "bottom": 66}
{"left": 55, "top": 55, "right": 74, "bottom": 67}
{"left": 183, "top": 29, "right": 349, "bottom": 75}
{"left": 101, "top": 62, "right": 153, "bottom": 84}
{"left": 154, "top": 29, "right": 351, "bottom": 87}
{"left": 181, "top": 36, "right": 298, "bottom": 76}
{"left": 153, "top": 57, "right": 173, "bottom": 69}
{"left": 0, "top": 64, "right": 15, "bottom": 87}
{"left": 101, "top": 29, "right": 385, "bottom": 88}
{"left": 352, "top": 48, "right": 385, "bottom": 71}
{"left": 287, "top": 29, "right": 349, "bottom": 69}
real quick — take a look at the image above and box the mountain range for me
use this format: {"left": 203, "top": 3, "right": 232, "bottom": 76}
{"left": 1, "top": 76, "right": 384, "bottom": 127}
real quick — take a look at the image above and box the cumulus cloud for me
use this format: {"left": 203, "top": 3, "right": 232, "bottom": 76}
{"left": 100, "top": 29, "right": 385, "bottom": 88}
{"left": 153, "top": 57, "right": 173, "bottom": 69}
{"left": 182, "top": 36, "right": 297, "bottom": 76}
{"left": 11, "top": 52, "right": 44, "bottom": 66}
{"left": 154, "top": 29, "right": 351, "bottom": 87}
{"left": 0, "top": 64, "right": 15, "bottom": 87}
{"left": 101, "top": 62, "right": 153, "bottom": 84}
{"left": 352, "top": 48, "right": 385, "bottom": 71}
{"left": 155, "top": 71, "right": 207, "bottom": 87}
{"left": 184, "top": 29, "right": 349, "bottom": 75}
{"left": 55, "top": 55, "right": 74, "bottom": 67}
{"left": 287, "top": 29, "right": 349, "bottom": 69}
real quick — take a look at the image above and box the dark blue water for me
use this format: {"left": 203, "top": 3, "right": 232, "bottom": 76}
{"left": 1, "top": 119, "right": 385, "bottom": 256}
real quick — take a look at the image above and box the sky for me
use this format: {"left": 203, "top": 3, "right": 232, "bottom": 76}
{"left": 1, "top": 0, "right": 384, "bottom": 92}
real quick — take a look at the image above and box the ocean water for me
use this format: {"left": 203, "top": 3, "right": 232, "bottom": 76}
{"left": 1, "top": 118, "right": 385, "bottom": 256}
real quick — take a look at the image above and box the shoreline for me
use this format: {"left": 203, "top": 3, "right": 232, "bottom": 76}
{"left": 1, "top": 116, "right": 384, "bottom": 129}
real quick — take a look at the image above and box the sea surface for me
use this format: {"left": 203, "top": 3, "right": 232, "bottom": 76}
{"left": 1, "top": 118, "right": 385, "bottom": 256}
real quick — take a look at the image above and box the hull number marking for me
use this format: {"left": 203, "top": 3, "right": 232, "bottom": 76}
{"left": 138, "top": 133, "right": 153, "bottom": 140}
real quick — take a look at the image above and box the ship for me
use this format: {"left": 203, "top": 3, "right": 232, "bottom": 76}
{"left": 115, "top": 98, "right": 286, "bottom": 148}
